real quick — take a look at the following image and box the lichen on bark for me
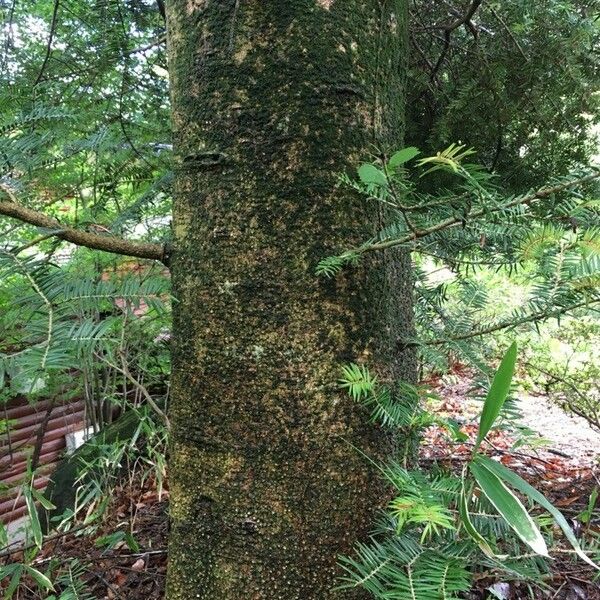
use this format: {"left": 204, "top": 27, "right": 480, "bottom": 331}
{"left": 166, "top": 1, "right": 413, "bottom": 598}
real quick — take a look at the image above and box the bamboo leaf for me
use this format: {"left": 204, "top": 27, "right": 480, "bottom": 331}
{"left": 470, "top": 461, "right": 548, "bottom": 557}
{"left": 475, "top": 342, "right": 517, "bottom": 450}
{"left": 474, "top": 455, "right": 599, "bottom": 569}
{"left": 0, "top": 522, "right": 7, "bottom": 549}
{"left": 23, "top": 485, "right": 43, "bottom": 549}
{"left": 458, "top": 473, "right": 498, "bottom": 559}
{"left": 1, "top": 564, "right": 22, "bottom": 599}
{"left": 0, "top": 564, "right": 20, "bottom": 580}
{"left": 31, "top": 487, "right": 55, "bottom": 511}
{"left": 24, "top": 566, "right": 54, "bottom": 592}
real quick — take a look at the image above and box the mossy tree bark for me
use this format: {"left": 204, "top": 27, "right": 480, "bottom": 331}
{"left": 166, "top": 1, "right": 414, "bottom": 598}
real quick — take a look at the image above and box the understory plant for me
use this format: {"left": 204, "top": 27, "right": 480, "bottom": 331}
{"left": 339, "top": 343, "right": 599, "bottom": 599}
{"left": 0, "top": 407, "right": 167, "bottom": 599}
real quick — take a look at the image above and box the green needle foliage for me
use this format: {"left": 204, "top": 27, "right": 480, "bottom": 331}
{"left": 319, "top": 144, "right": 600, "bottom": 376}
{"left": 408, "top": 1, "right": 600, "bottom": 191}
{"left": 339, "top": 345, "right": 599, "bottom": 599}
{"left": 0, "top": 250, "right": 169, "bottom": 392}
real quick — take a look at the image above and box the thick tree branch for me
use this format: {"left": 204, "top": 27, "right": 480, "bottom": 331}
{"left": 0, "top": 186, "right": 169, "bottom": 265}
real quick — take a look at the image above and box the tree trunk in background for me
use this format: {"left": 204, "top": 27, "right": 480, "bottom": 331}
{"left": 166, "top": 1, "right": 415, "bottom": 598}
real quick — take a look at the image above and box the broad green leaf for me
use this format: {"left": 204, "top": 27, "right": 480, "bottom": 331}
{"left": 24, "top": 566, "right": 54, "bottom": 592}
{"left": 358, "top": 164, "right": 387, "bottom": 187}
{"left": 475, "top": 342, "right": 517, "bottom": 450}
{"left": 458, "top": 474, "right": 497, "bottom": 558}
{"left": 23, "top": 486, "right": 43, "bottom": 549}
{"left": 470, "top": 461, "right": 548, "bottom": 557}
{"left": 475, "top": 455, "right": 599, "bottom": 569}
{"left": 388, "top": 147, "right": 421, "bottom": 169}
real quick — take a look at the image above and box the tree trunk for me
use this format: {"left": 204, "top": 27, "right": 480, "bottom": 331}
{"left": 166, "top": 1, "right": 414, "bottom": 598}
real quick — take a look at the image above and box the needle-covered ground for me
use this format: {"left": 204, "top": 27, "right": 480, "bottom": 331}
{"left": 2, "top": 365, "right": 599, "bottom": 599}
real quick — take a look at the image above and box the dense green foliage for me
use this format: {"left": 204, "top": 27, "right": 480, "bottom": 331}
{"left": 319, "top": 145, "right": 600, "bottom": 384}
{"left": 0, "top": 0, "right": 171, "bottom": 418}
{"left": 0, "top": 0, "right": 599, "bottom": 598}
{"left": 1, "top": 0, "right": 170, "bottom": 244}
{"left": 408, "top": 1, "right": 600, "bottom": 189}
{"left": 519, "top": 316, "right": 600, "bottom": 430}
{"left": 1, "top": 0, "right": 598, "bottom": 382}
{"left": 338, "top": 347, "right": 599, "bottom": 599}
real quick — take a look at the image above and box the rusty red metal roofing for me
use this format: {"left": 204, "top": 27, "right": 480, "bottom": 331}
{"left": 0, "top": 396, "right": 86, "bottom": 525}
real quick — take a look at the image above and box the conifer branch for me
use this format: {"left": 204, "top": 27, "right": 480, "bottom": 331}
{"left": 406, "top": 298, "right": 599, "bottom": 348}
{"left": 1, "top": 250, "right": 54, "bottom": 368}
{"left": 366, "top": 170, "right": 600, "bottom": 255}
{"left": 0, "top": 185, "right": 169, "bottom": 266}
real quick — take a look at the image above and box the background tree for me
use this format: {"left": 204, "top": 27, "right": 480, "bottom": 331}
{"left": 408, "top": 0, "right": 599, "bottom": 189}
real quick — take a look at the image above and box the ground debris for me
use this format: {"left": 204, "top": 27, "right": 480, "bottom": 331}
{"left": 2, "top": 366, "right": 599, "bottom": 599}
{"left": 1, "top": 476, "right": 168, "bottom": 600}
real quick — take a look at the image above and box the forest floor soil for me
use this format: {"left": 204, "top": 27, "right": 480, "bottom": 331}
{"left": 2, "top": 365, "right": 599, "bottom": 599}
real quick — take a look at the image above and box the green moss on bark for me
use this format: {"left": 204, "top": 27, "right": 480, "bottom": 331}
{"left": 166, "top": 1, "right": 413, "bottom": 597}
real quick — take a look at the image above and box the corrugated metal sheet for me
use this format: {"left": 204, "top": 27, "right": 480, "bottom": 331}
{"left": 0, "top": 396, "right": 86, "bottom": 525}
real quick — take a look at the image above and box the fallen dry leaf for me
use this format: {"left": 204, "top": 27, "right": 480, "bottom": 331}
{"left": 131, "top": 557, "right": 146, "bottom": 572}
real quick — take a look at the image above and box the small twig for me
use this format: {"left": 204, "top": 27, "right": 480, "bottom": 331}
{"left": 525, "top": 361, "right": 600, "bottom": 432}
{"left": 93, "top": 351, "right": 170, "bottom": 429}
{"left": 87, "top": 569, "right": 125, "bottom": 600}
{"left": 31, "top": 398, "right": 57, "bottom": 471}
{"left": 0, "top": 525, "right": 87, "bottom": 560}
{"left": 10, "top": 229, "right": 66, "bottom": 254}
{"left": 546, "top": 448, "right": 572, "bottom": 459}
{"left": 33, "top": 0, "right": 60, "bottom": 87}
